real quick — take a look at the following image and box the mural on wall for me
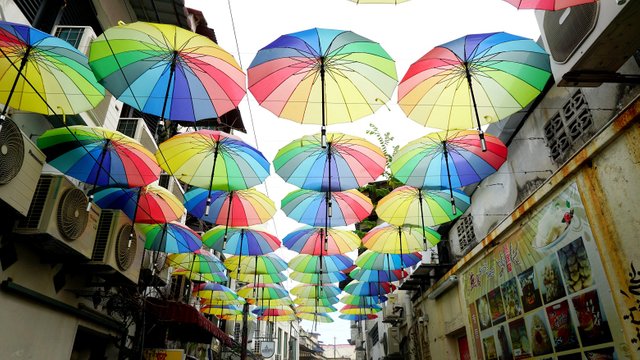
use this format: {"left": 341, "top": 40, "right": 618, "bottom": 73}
{"left": 462, "top": 183, "right": 625, "bottom": 359}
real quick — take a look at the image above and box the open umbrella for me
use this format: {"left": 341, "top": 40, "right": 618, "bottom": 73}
{"left": 283, "top": 226, "right": 360, "bottom": 255}
{"left": 184, "top": 187, "right": 276, "bottom": 226}
{"left": 199, "top": 298, "right": 246, "bottom": 307}
{"left": 219, "top": 313, "right": 257, "bottom": 322}
{"left": 156, "top": 130, "right": 269, "bottom": 215}
{"left": 289, "top": 271, "right": 348, "bottom": 284}
{"left": 233, "top": 272, "right": 288, "bottom": 284}
{"left": 167, "top": 249, "right": 226, "bottom": 274}
{"left": 503, "top": 0, "right": 596, "bottom": 10}
{"left": 172, "top": 269, "right": 228, "bottom": 283}
{"left": 362, "top": 223, "right": 441, "bottom": 254}
{"left": 136, "top": 221, "right": 202, "bottom": 253}
{"left": 253, "top": 297, "right": 294, "bottom": 307}
{"left": 203, "top": 226, "right": 280, "bottom": 255}
{"left": 89, "top": 21, "right": 245, "bottom": 124}
{"left": 375, "top": 185, "right": 471, "bottom": 230}
{"left": 344, "top": 281, "right": 396, "bottom": 296}
{"left": 291, "top": 284, "right": 342, "bottom": 299}
{"left": 294, "top": 297, "right": 340, "bottom": 306}
{"left": 0, "top": 21, "right": 104, "bottom": 129}
{"left": 340, "top": 294, "right": 387, "bottom": 305}
{"left": 92, "top": 184, "right": 184, "bottom": 224}
{"left": 340, "top": 304, "right": 382, "bottom": 315}
{"left": 391, "top": 130, "right": 507, "bottom": 212}
{"left": 398, "top": 32, "right": 550, "bottom": 150}
{"left": 248, "top": 27, "right": 397, "bottom": 146}
{"left": 193, "top": 283, "right": 239, "bottom": 301}
{"left": 201, "top": 305, "right": 243, "bottom": 317}
{"left": 281, "top": 189, "right": 373, "bottom": 227}
{"left": 349, "top": 268, "right": 409, "bottom": 283}
{"left": 297, "top": 313, "right": 334, "bottom": 323}
{"left": 237, "top": 283, "right": 289, "bottom": 301}
{"left": 339, "top": 313, "right": 377, "bottom": 321}
{"left": 37, "top": 126, "right": 161, "bottom": 191}
{"left": 274, "top": 132, "right": 386, "bottom": 192}
{"left": 223, "top": 254, "right": 288, "bottom": 275}
{"left": 296, "top": 305, "right": 338, "bottom": 313}
{"left": 253, "top": 306, "right": 295, "bottom": 317}
{"left": 356, "top": 250, "right": 422, "bottom": 270}
{"left": 289, "top": 254, "right": 353, "bottom": 273}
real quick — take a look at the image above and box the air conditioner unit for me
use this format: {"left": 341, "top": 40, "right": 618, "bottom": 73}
{"left": 141, "top": 249, "right": 170, "bottom": 286}
{"left": 536, "top": 0, "right": 640, "bottom": 87}
{"left": 386, "top": 327, "right": 401, "bottom": 355}
{"left": 14, "top": 174, "right": 101, "bottom": 260}
{"left": 0, "top": 118, "right": 46, "bottom": 216}
{"left": 88, "top": 209, "right": 143, "bottom": 285}
{"left": 383, "top": 294, "right": 403, "bottom": 323}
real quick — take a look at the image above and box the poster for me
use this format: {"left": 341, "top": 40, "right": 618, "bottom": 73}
{"left": 463, "top": 183, "right": 624, "bottom": 359}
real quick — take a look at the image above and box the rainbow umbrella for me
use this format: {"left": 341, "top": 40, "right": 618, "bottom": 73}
{"left": 340, "top": 294, "right": 387, "bottom": 306}
{"left": 274, "top": 132, "right": 386, "bottom": 192}
{"left": 253, "top": 307, "right": 295, "bottom": 317}
{"left": 167, "top": 249, "right": 226, "bottom": 274}
{"left": 258, "top": 314, "right": 297, "bottom": 322}
{"left": 37, "top": 126, "right": 160, "bottom": 189}
{"left": 362, "top": 223, "right": 441, "bottom": 254}
{"left": 504, "top": 0, "right": 596, "bottom": 10}
{"left": 296, "top": 305, "right": 338, "bottom": 313}
{"left": 89, "top": 21, "right": 245, "bottom": 123}
{"left": 253, "top": 297, "right": 294, "bottom": 307}
{"left": 136, "top": 221, "right": 202, "bottom": 253}
{"left": 340, "top": 305, "right": 381, "bottom": 315}
{"left": 224, "top": 254, "right": 288, "bottom": 275}
{"left": 281, "top": 189, "right": 373, "bottom": 227}
{"left": 0, "top": 21, "right": 104, "bottom": 126}
{"left": 297, "top": 313, "right": 334, "bottom": 323}
{"left": 193, "top": 283, "right": 239, "bottom": 301}
{"left": 199, "top": 297, "right": 246, "bottom": 307}
{"left": 248, "top": 27, "right": 397, "bottom": 146}
{"left": 283, "top": 227, "right": 360, "bottom": 256}
{"left": 203, "top": 226, "right": 280, "bottom": 255}
{"left": 233, "top": 272, "right": 288, "bottom": 284}
{"left": 294, "top": 297, "right": 340, "bottom": 306}
{"left": 398, "top": 32, "right": 550, "bottom": 150}
{"left": 356, "top": 250, "right": 422, "bottom": 270}
{"left": 375, "top": 185, "right": 471, "bottom": 230}
{"left": 339, "top": 313, "right": 377, "bottom": 321}
{"left": 289, "top": 254, "right": 353, "bottom": 273}
{"left": 156, "top": 130, "right": 270, "bottom": 215}
{"left": 344, "top": 281, "right": 396, "bottom": 296}
{"left": 201, "top": 305, "right": 243, "bottom": 317}
{"left": 184, "top": 187, "right": 275, "bottom": 226}
{"left": 172, "top": 269, "right": 228, "bottom": 283}
{"left": 289, "top": 271, "right": 348, "bottom": 284}
{"left": 291, "top": 284, "right": 341, "bottom": 299}
{"left": 350, "top": 268, "right": 409, "bottom": 283}
{"left": 92, "top": 184, "right": 185, "bottom": 224}
{"left": 237, "top": 283, "right": 289, "bottom": 301}
{"left": 219, "top": 313, "right": 257, "bottom": 322}
{"left": 391, "top": 130, "right": 507, "bottom": 213}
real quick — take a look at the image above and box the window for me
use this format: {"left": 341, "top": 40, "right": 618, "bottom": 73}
{"left": 233, "top": 323, "right": 241, "bottom": 342}
{"left": 54, "top": 27, "right": 85, "bottom": 49}
{"left": 117, "top": 119, "right": 138, "bottom": 138}
{"left": 457, "top": 214, "right": 476, "bottom": 252}
{"left": 254, "top": 329, "right": 261, "bottom": 353}
{"left": 158, "top": 174, "right": 171, "bottom": 189}
{"left": 544, "top": 90, "right": 594, "bottom": 163}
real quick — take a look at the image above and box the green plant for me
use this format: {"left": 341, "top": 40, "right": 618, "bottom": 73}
{"left": 365, "top": 123, "right": 399, "bottom": 178}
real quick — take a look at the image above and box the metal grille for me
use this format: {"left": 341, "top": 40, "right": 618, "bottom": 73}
{"left": 93, "top": 211, "right": 114, "bottom": 261}
{"left": 17, "top": 176, "right": 51, "bottom": 229}
{"left": 56, "top": 188, "right": 88, "bottom": 241}
{"left": 457, "top": 214, "right": 476, "bottom": 252}
{"left": 53, "top": 27, "right": 85, "bottom": 49}
{"left": 115, "top": 224, "right": 136, "bottom": 271}
{"left": 233, "top": 323, "right": 241, "bottom": 342}
{"left": 542, "top": 2, "right": 598, "bottom": 63}
{"left": 369, "top": 323, "right": 379, "bottom": 346}
{"left": 13, "top": 0, "right": 42, "bottom": 23}
{"left": 0, "top": 119, "right": 24, "bottom": 184}
{"left": 117, "top": 119, "right": 139, "bottom": 138}
{"left": 544, "top": 90, "right": 594, "bottom": 163}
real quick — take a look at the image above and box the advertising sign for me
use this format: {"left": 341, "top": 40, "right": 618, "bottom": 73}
{"left": 462, "top": 183, "right": 625, "bottom": 359}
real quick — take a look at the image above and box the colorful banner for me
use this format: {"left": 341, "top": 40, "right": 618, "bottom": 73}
{"left": 461, "top": 183, "right": 625, "bottom": 359}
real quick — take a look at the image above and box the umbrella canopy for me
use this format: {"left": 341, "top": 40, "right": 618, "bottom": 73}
{"left": 356, "top": 250, "right": 422, "bottom": 270}
{"left": 289, "top": 254, "right": 353, "bottom": 273}
{"left": 136, "top": 222, "right": 202, "bottom": 253}
{"left": 340, "top": 294, "right": 387, "bottom": 306}
{"left": 247, "top": 28, "right": 397, "bottom": 135}
{"left": 224, "top": 254, "right": 288, "bottom": 274}
{"left": 253, "top": 307, "right": 295, "bottom": 316}
{"left": 297, "top": 313, "right": 334, "bottom": 323}
{"left": 201, "top": 305, "right": 243, "bottom": 317}
{"left": 376, "top": 186, "right": 471, "bottom": 227}
{"left": 193, "top": 283, "right": 239, "bottom": 301}
{"left": 203, "top": 226, "right": 281, "bottom": 256}
{"left": 504, "top": 0, "right": 596, "bottom": 10}
{"left": 294, "top": 297, "right": 340, "bottom": 306}
{"left": 362, "top": 223, "right": 441, "bottom": 253}
{"left": 339, "top": 313, "right": 377, "bottom": 321}
{"left": 233, "top": 271, "right": 288, "bottom": 284}
{"left": 296, "top": 305, "right": 338, "bottom": 313}
{"left": 344, "top": 281, "right": 396, "bottom": 296}
{"left": 253, "top": 297, "right": 294, "bottom": 307}
{"left": 220, "top": 313, "right": 257, "bottom": 321}
{"left": 283, "top": 227, "right": 360, "bottom": 256}
{"left": 258, "top": 314, "right": 297, "bottom": 322}
{"left": 184, "top": 187, "right": 276, "bottom": 226}
{"left": 172, "top": 269, "right": 228, "bottom": 283}
{"left": 167, "top": 249, "right": 226, "bottom": 274}
{"left": 289, "top": 271, "right": 348, "bottom": 284}
{"left": 391, "top": 130, "right": 507, "bottom": 190}
{"left": 93, "top": 184, "right": 185, "bottom": 224}
{"left": 0, "top": 21, "right": 104, "bottom": 120}
{"left": 199, "top": 298, "right": 246, "bottom": 307}
{"left": 237, "top": 283, "right": 289, "bottom": 300}
{"left": 281, "top": 189, "right": 373, "bottom": 227}
{"left": 274, "top": 132, "right": 386, "bottom": 192}
{"left": 157, "top": 130, "right": 270, "bottom": 192}
{"left": 398, "top": 32, "right": 550, "bottom": 149}
{"left": 290, "top": 284, "right": 342, "bottom": 299}
{"left": 37, "top": 126, "right": 160, "bottom": 188}
{"left": 350, "top": 268, "right": 409, "bottom": 283}
{"left": 340, "top": 305, "right": 382, "bottom": 315}
{"left": 89, "top": 21, "right": 245, "bottom": 122}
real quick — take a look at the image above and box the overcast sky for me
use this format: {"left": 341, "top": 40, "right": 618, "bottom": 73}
{"left": 186, "top": 0, "right": 542, "bottom": 344}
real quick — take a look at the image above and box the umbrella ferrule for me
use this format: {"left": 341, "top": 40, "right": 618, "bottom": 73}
{"left": 205, "top": 197, "right": 212, "bottom": 216}
{"left": 86, "top": 194, "right": 94, "bottom": 212}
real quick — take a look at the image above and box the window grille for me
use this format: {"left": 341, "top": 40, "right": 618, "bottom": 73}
{"left": 457, "top": 214, "right": 476, "bottom": 252}
{"left": 117, "top": 119, "right": 138, "bottom": 138}
{"left": 544, "top": 90, "right": 593, "bottom": 163}
{"left": 233, "top": 323, "right": 241, "bottom": 342}
{"left": 368, "top": 324, "right": 379, "bottom": 346}
{"left": 54, "top": 27, "right": 85, "bottom": 49}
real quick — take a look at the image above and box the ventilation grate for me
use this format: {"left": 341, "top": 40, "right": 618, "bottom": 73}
{"left": 544, "top": 90, "right": 593, "bottom": 163}
{"left": 115, "top": 224, "right": 136, "bottom": 271}
{"left": 57, "top": 188, "right": 88, "bottom": 241}
{"left": 542, "top": 3, "right": 598, "bottom": 64}
{"left": 0, "top": 118, "right": 24, "bottom": 184}
{"left": 18, "top": 176, "right": 52, "bottom": 229}
{"left": 457, "top": 214, "right": 476, "bottom": 252}
{"left": 93, "top": 211, "right": 114, "bottom": 261}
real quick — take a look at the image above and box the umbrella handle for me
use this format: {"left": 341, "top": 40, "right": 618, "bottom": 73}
{"left": 464, "top": 63, "right": 487, "bottom": 152}
{"left": 205, "top": 142, "right": 220, "bottom": 216}
{"left": 320, "top": 57, "right": 327, "bottom": 148}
